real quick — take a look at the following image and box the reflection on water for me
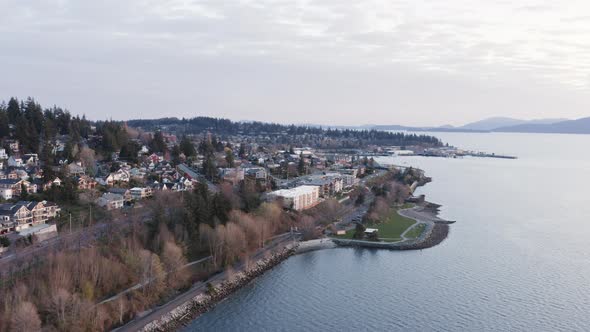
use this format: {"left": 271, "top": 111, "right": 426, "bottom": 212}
{"left": 185, "top": 133, "right": 590, "bottom": 332}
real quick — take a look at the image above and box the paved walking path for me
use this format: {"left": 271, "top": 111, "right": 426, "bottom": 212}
{"left": 115, "top": 233, "right": 296, "bottom": 332}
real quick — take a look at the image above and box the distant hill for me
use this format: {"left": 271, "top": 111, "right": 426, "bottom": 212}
{"left": 256, "top": 116, "right": 589, "bottom": 135}
{"left": 126, "top": 117, "right": 444, "bottom": 147}
{"left": 368, "top": 124, "right": 487, "bottom": 133}
{"left": 494, "top": 117, "right": 590, "bottom": 134}
{"left": 459, "top": 117, "right": 567, "bottom": 131}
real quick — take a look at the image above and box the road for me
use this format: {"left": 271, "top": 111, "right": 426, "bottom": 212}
{"left": 98, "top": 255, "right": 214, "bottom": 306}
{"left": 333, "top": 169, "right": 386, "bottom": 230}
{"left": 115, "top": 232, "right": 297, "bottom": 332}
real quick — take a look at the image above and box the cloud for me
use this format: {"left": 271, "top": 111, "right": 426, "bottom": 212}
{"left": 0, "top": 0, "right": 589, "bottom": 125}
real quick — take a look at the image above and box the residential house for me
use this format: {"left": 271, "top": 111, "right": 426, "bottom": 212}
{"left": 129, "top": 167, "right": 147, "bottom": 180}
{"left": 0, "top": 203, "right": 32, "bottom": 233}
{"left": 96, "top": 193, "right": 125, "bottom": 210}
{"left": 7, "top": 140, "right": 19, "bottom": 153}
{"left": 36, "top": 177, "right": 62, "bottom": 192}
{"left": 0, "top": 188, "right": 12, "bottom": 200}
{"left": 148, "top": 153, "right": 164, "bottom": 164}
{"left": 67, "top": 162, "right": 86, "bottom": 176}
{"left": 7, "top": 156, "right": 23, "bottom": 168}
{"left": 19, "top": 201, "right": 60, "bottom": 224}
{"left": 52, "top": 141, "right": 65, "bottom": 155}
{"left": 76, "top": 175, "right": 98, "bottom": 190}
{"left": 105, "top": 169, "right": 131, "bottom": 186}
{"left": 23, "top": 154, "right": 39, "bottom": 166}
{"left": 108, "top": 188, "right": 132, "bottom": 202}
{"left": 14, "top": 169, "right": 29, "bottom": 181}
{"left": 139, "top": 145, "right": 149, "bottom": 155}
{"left": 179, "top": 177, "right": 196, "bottom": 190}
{"left": 0, "top": 149, "right": 8, "bottom": 159}
{"left": 0, "top": 200, "right": 60, "bottom": 234}
{"left": 0, "top": 171, "right": 18, "bottom": 180}
{"left": 219, "top": 168, "right": 245, "bottom": 186}
{"left": 130, "top": 187, "right": 153, "bottom": 200}
{"left": 244, "top": 167, "right": 267, "bottom": 181}
{"left": 0, "top": 179, "right": 37, "bottom": 197}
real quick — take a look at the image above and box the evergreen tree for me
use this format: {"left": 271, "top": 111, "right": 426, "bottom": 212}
{"left": 239, "top": 180, "right": 261, "bottom": 212}
{"left": 202, "top": 155, "right": 217, "bottom": 181}
{"left": 149, "top": 131, "right": 166, "bottom": 153}
{"left": 179, "top": 136, "right": 196, "bottom": 156}
{"left": 238, "top": 143, "right": 246, "bottom": 158}
{"left": 20, "top": 184, "right": 29, "bottom": 200}
{"left": 225, "top": 149, "right": 235, "bottom": 168}
{"left": 298, "top": 153, "right": 306, "bottom": 175}
{"left": 0, "top": 106, "right": 9, "bottom": 138}
{"left": 212, "top": 192, "right": 231, "bottom": 223}
{"left": 171, "top": 145, "right": 181, "bottom": 165}
{"left": 120, "top": 140, "right": 140, "bottom": 163}
{"left": 63, "top": 139, "right": 75, "bottom": 161}
{"left": 6, "top": 97, "right": 20, "bottom": 124}
{"left": 198, "top": 138, "right": 214, "bottom": 156}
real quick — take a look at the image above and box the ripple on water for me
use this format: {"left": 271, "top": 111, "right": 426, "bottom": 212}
{"left": 184, "top": 135, "right": 590, "bottom": 332}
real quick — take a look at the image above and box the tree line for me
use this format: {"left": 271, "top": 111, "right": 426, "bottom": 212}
{"left": 126, "top": 116, "right": 443, "bottom": 148}
{"left": 0, "top": 182, "right": 296, "bottom": 331}
{"left": 0, "top": 97, "right": 143, "bottom": 165}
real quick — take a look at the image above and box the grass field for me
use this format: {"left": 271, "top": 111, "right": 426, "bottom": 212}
{"left": 333, "top": 206, "right": 417, "bottom": 242}
{"left": 404, "top": 223, "right": 426, "bottom": 239}
{"left": 368, "top": 208, "right": 416, "bottom": 240}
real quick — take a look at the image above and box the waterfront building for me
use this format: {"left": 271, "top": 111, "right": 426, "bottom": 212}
{"left": 267, "top": 185, "right": 320, "bottom": 211}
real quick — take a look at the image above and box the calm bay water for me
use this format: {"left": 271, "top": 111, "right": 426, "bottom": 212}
{"left": 185, "top": 132, "right": 590, "bottom": 332}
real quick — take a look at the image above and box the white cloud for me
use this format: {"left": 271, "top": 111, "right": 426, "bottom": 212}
{"left": 0, "top": 0, "right": 589, "bottom": 124}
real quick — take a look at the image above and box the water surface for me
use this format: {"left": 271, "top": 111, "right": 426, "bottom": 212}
{"left": 185, "top": 132, "right": 590, "bottom": 332}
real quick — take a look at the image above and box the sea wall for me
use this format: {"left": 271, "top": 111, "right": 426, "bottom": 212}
{"left": 140, "top": 244, "right": 298, "bottom": 332}
{"left": 295, "top": 239, "right": 337, "bottom": 255}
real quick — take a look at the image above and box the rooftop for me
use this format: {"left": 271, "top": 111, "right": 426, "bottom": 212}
{"left": 270, "top": 185, "right": 318, "bottom": 198}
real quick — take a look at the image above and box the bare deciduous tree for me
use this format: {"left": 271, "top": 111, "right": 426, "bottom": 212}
{"left": 11, "top": 301, "right": 41, "bottom": 332}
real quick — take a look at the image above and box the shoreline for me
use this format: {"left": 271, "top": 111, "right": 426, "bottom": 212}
{"left": 137, "top": 244, "right": 298, "bottom": 332}
{"left": 125, "top": 178, "right": 453, "bottom": 331}
{"left": 332, "top": 201, "right": 452, "bottom": 250}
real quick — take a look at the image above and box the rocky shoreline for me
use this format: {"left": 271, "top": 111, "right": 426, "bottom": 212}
{"left": 332, "top": 201, "right": 453, "bottom": 250}
{"left": 140, "top": 245, "right": 298, "bottom": 332}
{"left": 136, "top": 177, "right": 451, "bottom": 331}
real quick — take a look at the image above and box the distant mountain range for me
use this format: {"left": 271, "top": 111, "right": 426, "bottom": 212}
{"left": 458, "top": 117, "right": 568, "bottom": 131}
{"left": 494, "top": 117, "right": 590, "bottom": 134}
{"left": 321, "top": 116, "right": 590, "bottom": 135}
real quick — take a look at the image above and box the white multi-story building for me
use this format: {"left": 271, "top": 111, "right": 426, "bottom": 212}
{"left": 268, "top": 185, "right": 320, "bottom": 211}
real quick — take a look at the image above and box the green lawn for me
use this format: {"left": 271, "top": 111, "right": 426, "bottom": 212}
{"left": 367, "top": 209, "right": 416, "bottom": 240}
{"left": 332, "top": 207, "right": 417, "bottom": 242}
{"left": 404, "top": 223, "right": 426, "bottom": 239}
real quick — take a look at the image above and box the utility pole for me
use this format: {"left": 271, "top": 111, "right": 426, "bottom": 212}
{"left": 69, "top": 213, "right": 72, "bottom": 234}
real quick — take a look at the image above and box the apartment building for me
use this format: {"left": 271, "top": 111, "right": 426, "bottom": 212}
{"left": 267, "top": 185, "right": 320, "bottom": 211}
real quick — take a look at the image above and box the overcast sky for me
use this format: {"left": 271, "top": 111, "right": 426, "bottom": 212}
{"left": 1, "top": 0, "right": 589, "bottom": 126}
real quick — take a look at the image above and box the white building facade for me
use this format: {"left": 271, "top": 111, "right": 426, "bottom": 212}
{"left": 268, "top": 185, "right": 320, "bottom": 211}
